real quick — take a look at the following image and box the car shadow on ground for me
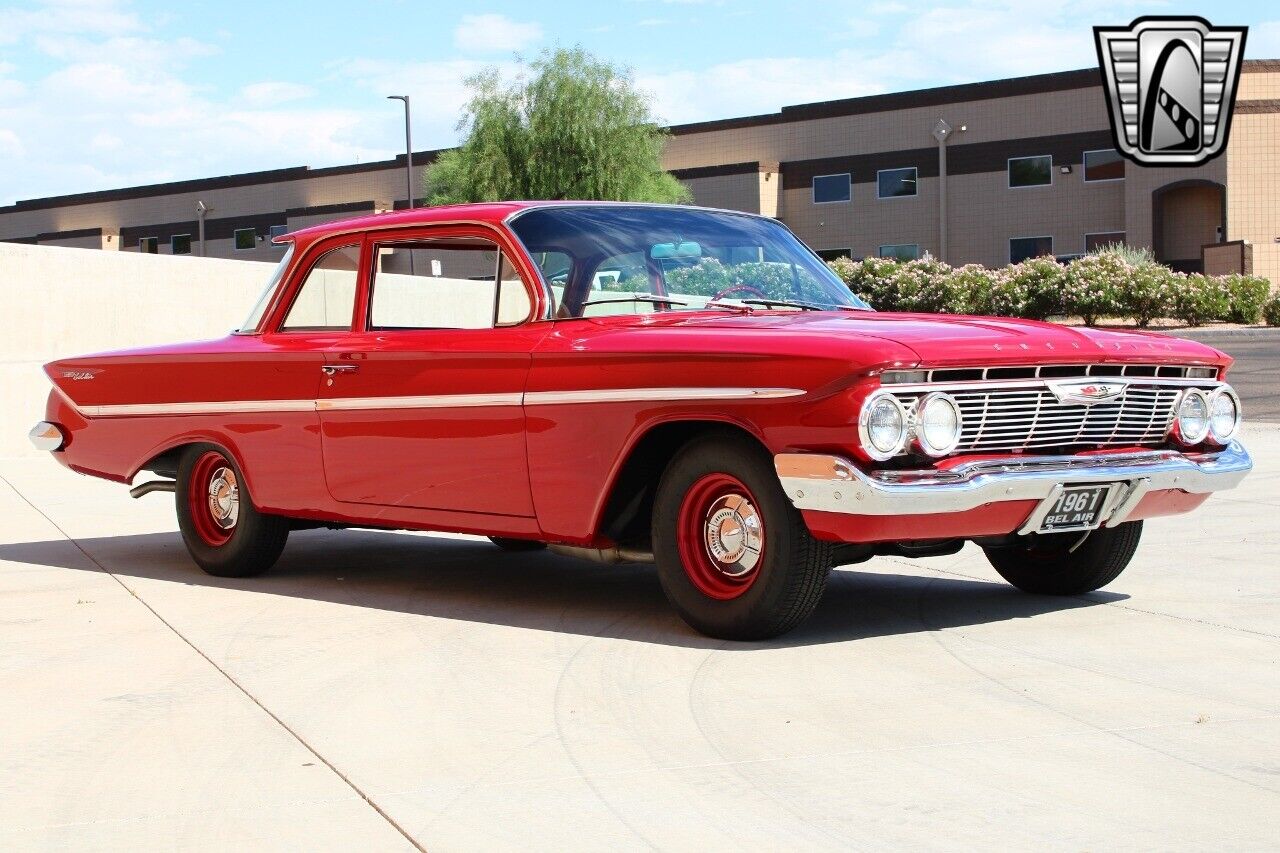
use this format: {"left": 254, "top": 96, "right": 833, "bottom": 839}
{"left": 0, "top": 528, "right": 1127, "bottom": 649}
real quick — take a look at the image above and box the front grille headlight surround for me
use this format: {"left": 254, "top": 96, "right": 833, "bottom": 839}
{"left": 912, "top": 392, "right": 963, "bottom": 457}
{"left": 1170, "top": 388, "right": 1211, "bottom": 446}
{"left": 859, "top": 390, "right": 910, "bottom": 461}
{"left": 1207, "top": 386, "right": 1242, "bottom": 444}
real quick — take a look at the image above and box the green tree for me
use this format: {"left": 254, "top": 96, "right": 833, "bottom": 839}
{"left": 425, "top": 48, "right": 692, "bottom": 205}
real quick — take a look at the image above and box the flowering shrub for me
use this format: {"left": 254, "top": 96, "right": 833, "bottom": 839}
{"left": 1171, "top": 273, "right": 1231, "bottom": 326}
{"left": 889, "top": 257, "right": 964, "bottom": 313}
{"left": 1123, "top": 261, "right": 1176, "bottom": 327}
{"left": 1063, "top": 253, "right": 1126, "bottom": 325}
{"left": 1006, "top": 257, "right": 1067, "bottom": 320}
{"left": 828, "top": 248, "right": 1272, "bottom": 327}
{"left": 1223, "top": 274, "right": 1271, "bottom": 324}
{"left": 1265, "top": 294, "right": 1280, "bottom": 327}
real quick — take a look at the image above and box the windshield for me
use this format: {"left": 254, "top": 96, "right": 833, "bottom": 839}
{"left": 508, "top": 205, "right": 870, "bottom": 318}
{"left": 236, "top": 244, "right": 295, "bottom": 333}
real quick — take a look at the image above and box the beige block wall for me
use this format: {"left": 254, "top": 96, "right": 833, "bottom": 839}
{"left": 782, "top": 177, "right": 938, "bottom": 260}
{"left": 1227, "top": 111, "right": 1280, "bottom": 284}
{"left": 1238, "top": 71, "right": 1280, "bottom": 100}
{"left": 663, "top": 86, "right": 1113, "bottom": 172}
{"left": 1161, "top": 185, "right": 1224, "bottom": 262}
{"left": 682, "top": 173, "right": 765, "bottom": 214}
{"left": 1122, "top": 157, "right": 1227, "bottom": 251}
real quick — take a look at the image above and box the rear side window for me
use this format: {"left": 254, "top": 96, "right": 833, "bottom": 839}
{"left": 280, "top": 244, "right": 361, "bottom": 331}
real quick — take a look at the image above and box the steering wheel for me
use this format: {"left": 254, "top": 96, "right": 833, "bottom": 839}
{"left": 710, "top": 283, "right": 769, "bottom": 301}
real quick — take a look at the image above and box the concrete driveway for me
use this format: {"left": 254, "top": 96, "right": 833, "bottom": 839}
{"left": 2, "top": 426, "right": 1278, "bottom": 851}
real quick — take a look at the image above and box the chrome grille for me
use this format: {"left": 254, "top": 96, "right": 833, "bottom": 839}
{"left": 880, "top": 365, "right": 1221, "bottom": 454}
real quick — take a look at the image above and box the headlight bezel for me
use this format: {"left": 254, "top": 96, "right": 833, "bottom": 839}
{"left": 859, "top": 390, "right": 910, "bottom": 461}
{"left": 912, "top": 391, "right": 963, "bottom": 457}
{"left": 1171, "top": 388, "right": 1211, "bottom": 446}
{"left": 1207, "top": 386, "right": 1242, "bottom": 444}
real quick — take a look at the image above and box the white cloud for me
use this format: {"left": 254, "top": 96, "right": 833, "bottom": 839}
{"left": 0, "top": 128, "right": 24, "bottom": 157}
{"left": 453, "top": 13, "right": 543, "bottom": 54}
{"left": 238, "top": 81, "right": 316, "bottom": 107}
{"left": 0, "top": 0, "right": 143, "bottom": 45}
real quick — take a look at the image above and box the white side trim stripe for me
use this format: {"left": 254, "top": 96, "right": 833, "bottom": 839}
{"left": 71, "top": 387, "right": 805, "bottom": 418}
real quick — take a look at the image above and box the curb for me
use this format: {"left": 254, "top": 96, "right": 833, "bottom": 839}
{"left": 1163, "top": 327, "right": 1280, "bottom": 341}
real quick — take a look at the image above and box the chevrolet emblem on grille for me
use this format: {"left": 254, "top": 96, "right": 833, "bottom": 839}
{"left": 1094, "top": 16, "right": 1247, "bottom": 167}
{"left": 1046, "top": 380, "right": 1127, "bottom": 405}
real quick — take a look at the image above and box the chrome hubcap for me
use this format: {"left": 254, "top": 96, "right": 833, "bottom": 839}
{"left": 206, "top": 467, "right": 239, "bottom": 530}
{"left": 702, "top": 493, "right": 763, "bottom": 577}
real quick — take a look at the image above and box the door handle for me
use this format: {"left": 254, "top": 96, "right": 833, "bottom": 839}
{"left": 321, "top": 364, "right": 359, "bottom": 376}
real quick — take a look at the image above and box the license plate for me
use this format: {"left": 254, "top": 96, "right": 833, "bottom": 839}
{"left": 1037, "top": 485, "right": 1113, "bottom": 533}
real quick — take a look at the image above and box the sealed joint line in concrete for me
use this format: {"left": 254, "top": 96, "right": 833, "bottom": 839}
{"left": 0, "top": 472, "right": 427, "bottom": 853}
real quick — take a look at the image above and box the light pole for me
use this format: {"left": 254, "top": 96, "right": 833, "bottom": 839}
{"left": 195, "top": 200, "right": 211, "bottom": 257}
{"left": 387, "top": 95, "right": 414, "bottom": 209}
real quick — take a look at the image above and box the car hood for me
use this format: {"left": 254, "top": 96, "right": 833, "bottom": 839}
{"left": 638, "top": 310, "right": 1230, "bottom": 368}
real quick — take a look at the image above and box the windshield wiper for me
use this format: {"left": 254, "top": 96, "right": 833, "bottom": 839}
{"left": 580, "top": 294, "right": 688, "bottom": 309}
{"left": 738, "top": 298, "right": 863, "bottom": 312}
{"left": 701, "top": 300, "right": 755, "bottom": 313}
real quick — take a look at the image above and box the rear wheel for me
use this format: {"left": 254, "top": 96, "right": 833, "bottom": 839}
{"left": 176, "top": 445, "right": 289, "bottom": 578}
{"left": 983, "top": 521, "right": 1142, "bottom": 595}
{"left": 653, "top": 433, "right": 832, "bottom": 640}
{"left": 489, "top": 537, "right": 546, "bottom": 552}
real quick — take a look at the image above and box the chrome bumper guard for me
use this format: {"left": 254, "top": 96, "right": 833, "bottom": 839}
{"left": 775, "top": 442, "right": 1253, "bottom": 531}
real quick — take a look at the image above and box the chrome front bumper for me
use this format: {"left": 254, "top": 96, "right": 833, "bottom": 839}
{"left": 775, "top": 442, "right": 1253, "bottom": 531}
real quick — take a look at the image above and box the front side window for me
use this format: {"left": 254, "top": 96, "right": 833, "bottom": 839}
{"left": 878, "top": 243, "right": 920, "bottom": 261}
{"left": 1008, "top": 156, "right": 1052, "bottom": 188}
{"left": 1010, "top": 236, "right": 1053, "bottom": 263}
{"left": 171, "top": 234, "right": 192, "bottom": 255}
{"left": 877, "top": 167, "right": 917, "bottom": 199}
{"left": 234, "top": 228, "right": 257, "bottom": 251}
{"left": 509, "top": 205, "right": 870, "bottom": 319}
{"left": 1083, "top": 149, "right": 1124, "bottom": 182}
{"left": 238, "top": 243, "right": 296, "bottom": 333}
{"left": 812, "top": 173, "right": 851, "bottom": 204}
{"left": 280, "top": 243, "right": 361, "bottom": 331}
{"left": 368, "top": 238, "right": 531, "bottom": 330}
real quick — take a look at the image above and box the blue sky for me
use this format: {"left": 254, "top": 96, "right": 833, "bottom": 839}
{"left": 1, "top": 0, "right": 1277, "bottom": 205}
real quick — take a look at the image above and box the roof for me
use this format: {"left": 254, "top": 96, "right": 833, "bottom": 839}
{"left": 284, "top": 201, "right": 537, "bottom": 241}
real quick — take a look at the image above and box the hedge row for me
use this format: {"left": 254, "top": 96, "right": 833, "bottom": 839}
{"left": 825, "top": 249, "right": 1277, "bottom": 327}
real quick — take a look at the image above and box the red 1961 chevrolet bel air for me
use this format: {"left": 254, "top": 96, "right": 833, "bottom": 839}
{"left": 32, "top": 202, "right": 1253, "bottom": 639}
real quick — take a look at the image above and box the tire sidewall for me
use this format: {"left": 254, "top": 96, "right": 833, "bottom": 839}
{"left": 653, "top": 435, "right": 811, "bottom": 636}
{"left": 176, "top": 443, "right": 277, "bottom": 576}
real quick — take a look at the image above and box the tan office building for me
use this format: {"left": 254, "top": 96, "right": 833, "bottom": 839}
{"left": 3, "top": 62, "right": 1278, "bottom": 281}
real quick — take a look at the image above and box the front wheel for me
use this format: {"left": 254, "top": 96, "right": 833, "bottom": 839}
{"left": 653, "top": 433, "right": 832, "bottom": 640}
{"left": 983, "top": 521, "right": 1142, "bottom": 595}
{"left": 176, "top": 444, "right": 289, "bottom": 578}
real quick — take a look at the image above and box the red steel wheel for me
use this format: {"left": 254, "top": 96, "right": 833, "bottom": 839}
{"left": 676, "top": 472, "right": 766, "bottom": 600}
{"left": 187, "top": 450, "right": 240, "bottom": 547}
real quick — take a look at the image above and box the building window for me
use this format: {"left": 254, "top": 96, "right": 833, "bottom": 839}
{"left": 1085, "top": 232, "right": 1126, "bottom": 252}
{"left": 812, "top": 173, "right": 851, "bottom": 204}
{"left": 877, "top": 167, "right": 917, "bottom": 199}
{"left": 171, "top": 234, "right": 192, "bottom": 255}
{"left": 138, "top": 237, "right": 158, "bottom": 254}
{"left": 1010, "top": 236, "right": 1053, "bottom": 263}
{"left": 879, "top": 243, "right": 920, "bottom": 262}
{"left": 1083, "top": 149, "right": 1124, "bottom": 182}
{"left": 816, "top": 248, "right": 852, "bottom": 262}
{"left": 1008, "top": 155, "right": 1052, "bottom": 188}
{"left": 268, "top": 224, "right": 289, "bottom": 243}
{"left": 233, "top": 228, "right": 258, "bottom": 251}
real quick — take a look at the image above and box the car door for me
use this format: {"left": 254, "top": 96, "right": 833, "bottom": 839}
{"left": 316, "top": 225, "right": 547, "bottom": 516}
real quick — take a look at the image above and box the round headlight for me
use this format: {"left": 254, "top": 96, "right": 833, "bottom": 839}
{"left": 1172, "top": 389, "right": 1211, "bottom": 445}
{"left": 1208, "top": 387, "right": 1241, "bottom": 444}
{"left": 913, "top": 392, "right": 963, "bottom": 457}
{"left": 860, "top": 392, "right": 909, "bottom": 460}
